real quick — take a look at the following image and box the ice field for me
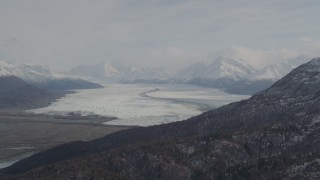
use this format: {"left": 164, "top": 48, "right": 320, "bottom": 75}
{"left": 31, "top": 84, "right": 249, "bottom": 126}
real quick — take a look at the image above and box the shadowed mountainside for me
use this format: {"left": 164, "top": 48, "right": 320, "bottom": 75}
{"left": 0, "top": 76, "right": 62, "bottom": 109}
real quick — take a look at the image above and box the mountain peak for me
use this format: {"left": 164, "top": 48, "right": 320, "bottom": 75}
{"left": 210, "top": 56, "right": 255, "bottom": 80}
{"left": 212, "top": 56, "right": 244, "bottom": 66}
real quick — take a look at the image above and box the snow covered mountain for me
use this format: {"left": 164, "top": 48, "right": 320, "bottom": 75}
{"left": 0, "top": 60, "right": 54, "bottom": 82}
{"left": 173, "top": 56, "right": 261, "bottom": 94}
{"left": 65, "top": 55, "right": 312, "bottom": 94}
{"left": 174, "top": 55, "right": 312, "bottom": 94}
{"left": 66, "top": 61, "right": 170, "bottom": 83}
{"left": 175, "top": 56, "right": 256, "bottom": 82}
{"left": 0, "top": 60, "right": 102, "bottom": 91}
{"left": 252, "top": 54, "right": 312, "bottom": 81}
{"left": 260, "top": 57, "right": 320, "bottom": 98}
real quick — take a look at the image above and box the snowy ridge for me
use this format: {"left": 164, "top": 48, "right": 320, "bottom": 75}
{"left": 252, "top": 54, "right": 313, "bottom": 81}
{"left": 64, "top": 55, "right": 314, "bottom": 94}
{"left": 103, "top": 63, "right": 121, "bottom": 78}
{"left": 307, "top": 57, "right": 320, "bottom": 67}
{"left": 170, "top": 55, "right": 314, "bottom": 94}
{"left": 176, "top": 55, "right": 312, "bottom": 83}
{"left": 259, "top": 57, "right": 320, "bottom": 98}
{"left": 66, "top": 61, "right": 170, "bottom": 83}
{"left": 175, "top": 56, "right": 256, "bottom": 82}
{"left": 253, "top": 65, "right": 283, "bottom": 80}
{"left": 66, "top": 55, "right": 312, "bottom": 85}
{"left": 0, "top": 60, "right": 103, "bottom": 91}
{"left": 0, "top": 60, "right": 54, "bottom": 82}
{"left": 208, "top": 56, "right": 255, "bottom": 80}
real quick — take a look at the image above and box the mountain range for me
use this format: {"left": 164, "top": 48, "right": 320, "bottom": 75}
{"left": 2, "top": 57, "right": 320, "bottom": 179}
{"left": 65, "top": 55, "right": 312, "bottom": 95}
{"left": 1, "top": 55, "right": 311, "bottom": 95}
{"left": 66, "top": 61, "right": 170, "bottom": 83}
{"left": 0, "top": 55, "right": 311, "bottom": 110}
{"left": 173, "top": 55, "right": 312, "bottom": 94}
{"left": 0, "top": 60, "right": 103, "bottom": 91}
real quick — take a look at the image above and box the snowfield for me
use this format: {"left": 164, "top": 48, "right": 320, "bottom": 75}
{"left": 30, "top": 84, "right": 249, "bottom": 126}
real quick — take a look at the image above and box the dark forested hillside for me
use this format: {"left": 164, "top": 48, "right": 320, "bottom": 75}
{"left": 0, "top": 75, "right": 62, "bottom": 109}
{"left": 2, "top": 58, "right": 320, "bottom": 179}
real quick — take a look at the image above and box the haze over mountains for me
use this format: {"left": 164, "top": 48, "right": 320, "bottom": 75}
{"left": 66, "top": 54, "right": 312, "bottom": 94}
{"left": 2, "top": 57, "right": 320, "bottom": 179}
{"left": 0, "top": 54, "right": 312, "bottom": 100}
{"left": 0, "top": 60, "right": 102, "bottom": 91}
{"left": 0, "top": 61, "right": 54, "bottom": 82}
{"left": 1, "top": 54, "right": 309, "bottom": 110}
{"left": 66, "top": 61, "right": 170, "bottom": 84}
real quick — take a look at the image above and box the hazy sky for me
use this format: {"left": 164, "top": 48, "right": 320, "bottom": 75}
{"left": 0, "top": 0, "right": 319, "bottom": 71}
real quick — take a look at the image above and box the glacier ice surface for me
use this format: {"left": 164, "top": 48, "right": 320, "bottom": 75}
{"left": 30, "top": 84, "right": 249, "bottom": 126}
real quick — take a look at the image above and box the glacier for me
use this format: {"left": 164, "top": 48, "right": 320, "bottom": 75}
{"left": 30, "top": 84, "right": 249, "bottom": 126}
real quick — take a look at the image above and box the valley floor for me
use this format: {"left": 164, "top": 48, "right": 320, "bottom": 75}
{"left": 0, "top": 111, "right": 131, "bottom": 169}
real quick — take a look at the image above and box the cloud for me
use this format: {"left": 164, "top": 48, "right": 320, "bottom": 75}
{"left": 213, "top": 45, "right": 301, "bottom": 68}
{"left": 137, "top": 45, "right": 303, "bottom": 72}
{"left": 299, "top": 37, "right": 320, "bottom": 54}
{"left": 0, "top": 0, "right": 319, "bottom": 70}
{"left": 301, "top": 37, "right": 313, "bottom": 43}
{"left": 134, "top": 47, "right": 206, "bottom": 73}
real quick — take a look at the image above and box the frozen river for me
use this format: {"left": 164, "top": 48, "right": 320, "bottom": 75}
{"left": 31, "top": 84, "right": 250, "bottom": 126}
